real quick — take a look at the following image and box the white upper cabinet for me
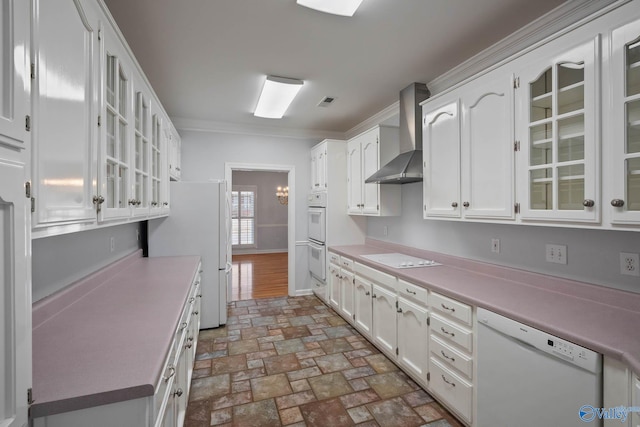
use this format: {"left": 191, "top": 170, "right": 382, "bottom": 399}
{"left": 30, "top": 0, "right": 99, "bottom": 229}
{"left": 98, "top": 23, "right": 133, "bottom": 221}
{"left": 131, "top": 83, "right": 151, "bottom": 216}
{"left": 168, "top": 124, "right": 181, "bottom": 181}
{"left": 423, "top": 97, "right": 461, "bottom": 218}
{"left": 0, "top": 0, "right": 29, "bottom": 155}
{"left": 461, "top": 72, "right": 515, "bottom": 220}
{"left": 150, "top": 110, "right": 168, "bottom": 215}
{"left": 515, "top": 36, "right": 600, "bottom": 223}
{"left": 310, "top": 142, "right": 327, "bottom": 191}
{"left": 347, "top": 126, "right": 401, "bottom": 216}
{"left": 611, "top": 18, "right": 640, "bottom": 224}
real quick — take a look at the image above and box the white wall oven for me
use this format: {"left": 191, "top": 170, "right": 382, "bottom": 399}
{"left": 307, "top": 192, "right": 327, "bottom": 280}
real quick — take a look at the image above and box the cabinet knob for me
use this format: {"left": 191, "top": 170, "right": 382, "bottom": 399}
{"left": 397, "top": 307, "right": 403, "bottom": 313}
{"left": 611, "top": 199, "right": 625, "bottom": 208}
{"left": 365, "top": 291, "right": 370, "bottom": 296}
{"left": 451, "top": 202, "right": 458, "bottom": 208}
{"left": 136, "top": 199, "right": 142, "bottom": 206}
{"left": 174, "top": 388, "right": 183, "bottom": 397}
{"left": 163, "top": 202, "right": 169, "bottom": 206}
{"left": 128, "top": 199, "right": 136, "bottom": 206}
{"left": 185, "top": 343, "right": 192, "bottom": 349}
{"left": 151, "top": 201, "right": 158, "bottom": 207}
{"left": 163, "top": 366, "right": 175, "bottom": 382}
{"left": 462, "top": 202, "right": 470, "bottom": 208}
{"left": 582, "top": 199, "right": 595, "bottom": 208}
{"left": 372, "top": 294, "right": 377, "bottom": 299}
{"left": 92, "top": 195, "right": 105, "bottom": 205}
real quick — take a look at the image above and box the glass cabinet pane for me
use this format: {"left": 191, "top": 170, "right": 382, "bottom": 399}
{"left": 530, "top": 68, "right": 552, "bottom": 122}
{"left": 627, "top": 157, "right": 640, "bottom": 211}
{"left": 558, "top": 164, "right": 585, "bottom": 210}
{"left": 557, "top": 62, "right": 584, "bottom": 115}
{"left": 627, "top": 39, "right": 640, "bottom": 97}
{"left": 106, "top": 55, "right": 115, "bottom": 108}
{"left": 530, "top": 123, "right": 553, "bottom": 166}
{"left": 558, "top": 115, "right": 585, "bottom": 162}
{"left": 530, "top": 168, "right": 552, "bottom": 209}
{"left": 629, "top": 100, "right": 640, "bottom": 154}
{"left": 119, "top": 166, "right": 127, "bottom": 207}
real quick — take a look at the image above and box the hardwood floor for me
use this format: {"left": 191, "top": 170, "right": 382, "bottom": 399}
{"left": 231, "top": 252, "right": 288, "bottom": 301}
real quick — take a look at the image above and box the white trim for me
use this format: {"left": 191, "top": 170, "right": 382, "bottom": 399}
{"left": 225, "top": 162, "right": 296, "bottom": 297}
{"left": 257, "top": 223, "right": 288, "bottom": 228}
{"left": 232, "top": 249, "right": 287, "bottom": 255}
{"left": 344, "top": 101, "right": 399, "bottom": 140}
{"left": 295, "top": 289, "right": 314, "bottom": 297}
{"left": 172, "top": 117, "right": 343, "bottom": 140}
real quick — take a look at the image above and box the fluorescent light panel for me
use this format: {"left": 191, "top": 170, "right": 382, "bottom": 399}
{"left": 297, "top": 0, "right": 364, "bottom": 17}
{"left": 254, "top": 76, "right": 304, "bottom": 119}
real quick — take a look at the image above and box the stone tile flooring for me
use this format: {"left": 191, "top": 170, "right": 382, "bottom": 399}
{"left": 185, "top": 295, "right": 464, "bottom": 427}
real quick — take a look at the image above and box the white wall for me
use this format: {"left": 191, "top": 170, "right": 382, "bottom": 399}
{"left": 368, "top": 183, "right": 640, "bottom": 294}
{"left": 180, "top": 130, "right": 319, "bottom": 294}
{"left": 31, "top": 223, "right": 141, "bottom": 302}
{"left": 232, "top": 170, "right": 289, "bottom": 253}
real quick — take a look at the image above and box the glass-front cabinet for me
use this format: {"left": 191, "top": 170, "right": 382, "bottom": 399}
{"left": 132, "top": 88, "right": 150, "bottom": 216}
{"left": 516, "top": 37, "right": 599, "bottom": 222}
{"left": 99, "top": 24, "right": 132, "bottom": 221}
{"left": 611, "top": 19, "right": 640, "bottom": 224}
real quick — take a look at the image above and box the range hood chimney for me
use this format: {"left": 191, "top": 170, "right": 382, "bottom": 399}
{"left": 365, "top": 83, "right": 430, "bottom": 184}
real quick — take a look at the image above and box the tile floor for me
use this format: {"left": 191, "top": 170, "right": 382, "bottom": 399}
{"left": 185, "top": 295, "right": 463, "bottom": 427}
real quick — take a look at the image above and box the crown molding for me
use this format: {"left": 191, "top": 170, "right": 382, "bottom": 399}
{"left": 426, "top": 0, "right": 628, "bottom": 96}
{"left": 171, "top": 117, "right": 345, "bottom": 141}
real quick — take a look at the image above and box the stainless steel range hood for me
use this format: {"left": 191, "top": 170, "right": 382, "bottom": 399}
{"left": 365, "top": 83, "right": 430, "bottom": 184}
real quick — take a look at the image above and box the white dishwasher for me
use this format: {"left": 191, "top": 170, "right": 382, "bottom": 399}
{"left": 477, "top": 308, "right": 602, "bottom": 427}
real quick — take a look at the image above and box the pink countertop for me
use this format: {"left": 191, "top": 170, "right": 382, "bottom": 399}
{"left": 31, "top": 251, "right": 201, "bottom": 418}
{"left": 331, "top": 239, "right": 640, "bottom": 373}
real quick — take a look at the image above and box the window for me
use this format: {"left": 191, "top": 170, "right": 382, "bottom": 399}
{"left": 231, "top": 186, "right": 256, "bottom": 247}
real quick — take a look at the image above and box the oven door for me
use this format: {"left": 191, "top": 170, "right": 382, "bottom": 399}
{"left": 307, "top": 207, "right": 326, "bottom": 243}
{"left": 308, "top": 240, "right": 326, "bottom": 281}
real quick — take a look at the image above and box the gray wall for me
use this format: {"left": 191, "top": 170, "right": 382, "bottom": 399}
{"left": 368, "top": 183, "right": 640, "bottom": 294}
{"left": 32, "top": 223, "right": 141, "bottom": 302}
{"left": 180, "top": 130, "right": 318, "bottom": 294}
{"left": 232, "top": 170, "right": 289, "bottom": 253}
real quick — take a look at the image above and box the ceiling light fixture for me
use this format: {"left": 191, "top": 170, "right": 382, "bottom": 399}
{"left": 254, "top": 76, "right": 304, "bottom": 119}
{"left": 297, "top": 0, "right": 364, "bottom": 17}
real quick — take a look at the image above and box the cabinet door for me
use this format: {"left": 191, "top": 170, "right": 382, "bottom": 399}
{"left": 328, "top": 263, "right": 341, "bottom": 309}
{"left": 372, "top": 284, "right": 396, "bottom": 356}
{"left": 310, "top": 147, "right": 318, "bottom": 190}
{"left": 347, "top": 138, "right": 362, "bottom": 214}
{"left": 0, "top": 159, "right": 31, "bottom": 427}
{"left": 461, "top": 74, "right": 515, "bottom": 219}
{"left": 340, "top": 270, "right": 355, "bottom": 323}
{"left": 31, "top": 0, "right": 99, "bottom": 228}
{"left": 0, "top": 0, "right": 29, "bottom": 153}
{"left": 516, "top": 37, "right": 599, "bottom": 222}
{"left": 150, "top": 112, "right": 164, "bottom": 215}
{"left": 611, "top": 20, "right": 640, "bottom": 224}
{"left": 318, "top": 147, "right": 327, "bottom": 190}
{"left": 99, "top": 24, "right": 133, "bottom": 220}
{"left": 354, "top": 277, "right": 372, "bottom": 338}
{"left": 131, "top": 86, "right": 150, "bottom": 216}
{"left": 423, "top": 99, "right": 461, "bottom": 218}
{"left": 397, "top": 298, "right": 428, "bottom": 384}
{"left": 361, "top": 131, "right": 380, "bottom": 215}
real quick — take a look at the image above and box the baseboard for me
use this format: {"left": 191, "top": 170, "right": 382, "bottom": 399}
{"left": 295, "top": 289, "right": 314, "bottom": 297}
{"left": 232, "top": 249, "right": 287, "bottom": 255}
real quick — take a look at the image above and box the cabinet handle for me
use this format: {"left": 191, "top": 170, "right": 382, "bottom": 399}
{"left": 365, "top": 291, "right": 370, "bottom": 296}
{"left": 151, "top": 201, "right": 158, "bottom": 207}
{"left": 179, "top": 322, "right": 188, "bottom": 331}
{"left": 397, "top": 307, "right": 403, "bottom": 313}
{"left": 440, "top": 327, "right": 455, "bottom": 337}
{"left": 163, "top": 366, "right": 175, "bottom": 382}
{"left": 406, "top": 288, "right": 416, "bottom": 295}
{"left": 441, "top": 303, "right": 456, "bottom": 313}
{"left": 583, "top": 199, "right": 595, "bottom": 208}
{"left": 188, "top": 336, "right": 194, "bottom": 342}
{"left": 611, "top": 199, "right": 625, "bottom": 208}
{"left": 451, "top": 202, "right": 458, "bottom": 208}
{"left": 441, "top": 375, "right": 456, "bottom": 387}
{"left": 174, "top": 388, "right": 183, "bottom": 397}
{"left": 462, "top": 201, "right": 469, "bottom": 208}
{"left": 440, "top": 350, "right": 455, "bottom": 362}
{"left": 193, "top": 311, "right": 199, "bottom": 315}
{"left": 185, "top": 342, "right": 192, "bottom": 349}
{"left": 136, "top": 199, "right": 142, "bottom": 206}
{"left": 372, "top": 294, "right": 377, "bottom": 299}
{"left": 189, "top": 297, "right": 195, "bottom": 303}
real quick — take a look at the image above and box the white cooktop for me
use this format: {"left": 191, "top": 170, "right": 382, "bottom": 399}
{"left": 361, "top": 253, "right": 442, "bottom": 269}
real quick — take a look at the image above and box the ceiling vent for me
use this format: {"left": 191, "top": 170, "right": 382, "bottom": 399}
{"left": 317, "top": 96, "right": 335, "bottom": 108}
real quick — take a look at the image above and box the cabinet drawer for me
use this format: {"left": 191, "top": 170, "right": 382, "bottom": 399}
{"left": 430, "top": 292, "right": 472, "bottom": 326}
{"left": 356, "top": 262, "right": 396, "bottom": 291}
{"left": 430, "top": 313, "right": 472, "bottom": 353}
{"left": 429, "top": 357, "right": 472, "bottom": 423}
{"left": 340, "top": 257, "right": 354, "bottom": 271}
{"left": 429, "top": 334, "right": 472, "bottom": 379}
{"left": 398, "top": 279, "right": 428, "bottom": 304}
{"left": 329, "top": 252, "right": 341, "bottom": 265}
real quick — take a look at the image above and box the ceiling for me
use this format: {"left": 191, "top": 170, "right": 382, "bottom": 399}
{"left": 102, "top": 0, "right": 566, "bottom": 139}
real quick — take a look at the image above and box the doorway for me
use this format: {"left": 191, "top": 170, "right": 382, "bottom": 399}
{"left": 225, "top": 163, "right": 296, "bottom": 301}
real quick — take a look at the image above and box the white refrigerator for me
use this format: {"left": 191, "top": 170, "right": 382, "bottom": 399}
{"left": 148, "top": 180, "right": 231, "bottom": 328}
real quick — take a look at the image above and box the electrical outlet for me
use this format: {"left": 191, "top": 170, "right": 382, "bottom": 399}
{"left": 491, "top": 239, "right": 500, "bottom": 253}
{"left": 620, "top": 252, "right": 639, "bottom": 277}
{"left": 545, "top": 244, "right": 567, "bottom": 265}
{"left": 110, "top": 237, "right": 115, "bottom": 253}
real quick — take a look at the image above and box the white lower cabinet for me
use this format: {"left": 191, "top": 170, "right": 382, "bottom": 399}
{"left": 340, "top": 269, "right": 355, "bottom": 323}
{"left": 372, "top": 284, "right": 397, "bottom": 357}
{"left": 428, "top": 357, "right": 473, "bottom": 423}
{"left": 353, "top": 277, "right": 373, "bottom": 338}
{"left": 603, "top": 357, "right": 640, "bottom": 427}
{"left": 397, "top": 298, "right": 428, "bottom": 385}
{"left": 328, "top": 262, "right": 341, "bottom": 310}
